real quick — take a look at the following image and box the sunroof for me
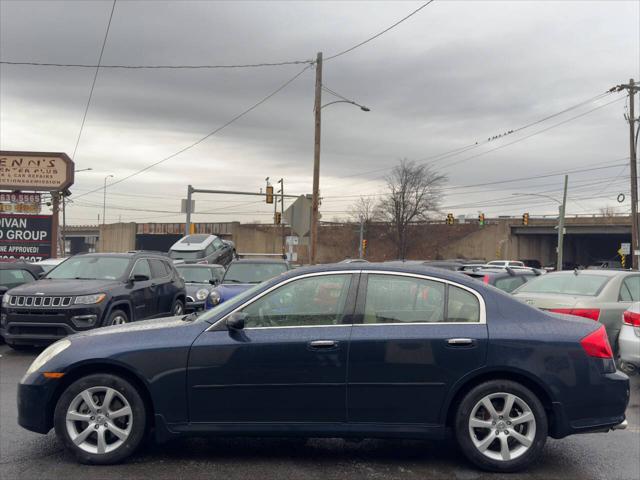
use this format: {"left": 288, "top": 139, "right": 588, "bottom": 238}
{"left": 180, "top": 234, "right": 210, "bottom": 244}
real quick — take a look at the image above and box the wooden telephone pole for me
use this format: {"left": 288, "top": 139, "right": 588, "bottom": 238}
{"left": 310, "top": 52, "right": 323, "bottom": 265}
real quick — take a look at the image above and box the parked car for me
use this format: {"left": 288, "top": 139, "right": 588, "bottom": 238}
{"left": 0, "top": 262, "right": 43, "bottom": 342}
{"left": 35, "top": 257, "right": 68, "bottom": 273}
{"left": 176, "top": 264, "right": 225, "bottom": 312}
{"left": 463, "top": 267, "right": 540, "bottom": 293}
{"left": 588, "top": 259, "right": 623, "bottom": 269}
{"left": 168, "top": 234, "right": 234, "bottom": 267}
{"left": 520, "top": 259, "right": 542, "bottom": 269}
{"left": 513, "top": 269, "right": 640, "bottom": 350}
{"left": 205, "top": 258, "right": 289, "bottom": 308}
{"left": 18, "top": 263, "right": 628, "bottom": 471}
{"left": 0, "top": 252, "right": 186, "bottom": 349}
{"left": 619, "top": 302, "right": 640, "bottom": 375}
{"left": 487, "top": 260, "right": 525, "bottom": 268}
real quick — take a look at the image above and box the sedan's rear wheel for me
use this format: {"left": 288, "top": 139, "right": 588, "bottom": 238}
{"left": 54, "top": 374, "right": 146, "bottom": 464}
{"left": 455, "top": 380, "right": 547, "bottom": 472}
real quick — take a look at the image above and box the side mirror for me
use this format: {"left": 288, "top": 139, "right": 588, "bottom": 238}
{"left": 38, "top": 272, "right": 46, "bottom": 279}
{"left": 131, "top": 274, "right": 150, "bottom": 282}
{"left": 209, "top": 278, "right": 219, "bottom": 286}
{"left": 226, "top": 311, "right": 247, "bottom": 330}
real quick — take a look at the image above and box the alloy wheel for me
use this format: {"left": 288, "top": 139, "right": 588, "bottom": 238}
{"left": 110, "top": 315, "right": 127, "bottom": 325}
{"left": 173, "top": 303, "right": 184, "bottom": 315}
{"left": 65, "top": 386, "right": 133, "bottom": 455}
{"left": 468, "top": 392, "right": 536, "bottom": 462}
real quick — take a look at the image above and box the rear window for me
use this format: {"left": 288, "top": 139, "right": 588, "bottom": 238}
{"left": 517, "top": 274, "right": 610, "bottom": 296}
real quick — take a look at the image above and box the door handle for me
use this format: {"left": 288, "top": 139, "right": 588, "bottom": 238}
{"left": 308, "top": 340, "right": 338, "bottom": 349}
{"left": 447, "top": 338, "right": 475, "bottom": 346}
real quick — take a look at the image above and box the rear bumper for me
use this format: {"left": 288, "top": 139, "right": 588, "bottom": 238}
{"left": 619, "top": 324, "right": 640, "bottom": 370}
{"left": 550, "top": 370, "right": 630, "bottom": 438}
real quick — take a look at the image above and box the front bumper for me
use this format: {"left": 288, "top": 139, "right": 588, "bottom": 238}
{"left": 185, "top": 300, "right": 205, "bottom": 313}
{"left": 1, "top": 304, "right": 105, "bottom": 346}
{"left": 17, "top": 379, "right": 58, "bottom": 434}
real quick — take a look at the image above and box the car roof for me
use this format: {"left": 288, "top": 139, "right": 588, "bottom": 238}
{"left": 548, "top": 269, "right": 631, "bottom": 277}
{"left": 176, "top": 263, "right": 224, "bottom": 269}
{"left": 170, "top": 234, "right": 218, "bottom": 251}
{"left": 0, "top": 261, "right": 43, "bottom": 273}
{"left": 229, "top": 259, "right": 288, "bottom": 265}
{"left": 284, "top": 262, "right": 480, "bottom": 288}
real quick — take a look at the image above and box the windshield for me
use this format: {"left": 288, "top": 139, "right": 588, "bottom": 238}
{"left": 197, "top": 282, "right": 264, "bottom": 322}
{"left": 169, "top": 250, "right": 204, "bottom": 260}
{"left": 45, "top": 256, "right": 130, "bottom": 280}
{"left": 0, "top": 269, "right": 35, "bottom": 288}
{"left": 517, "top": 274, "right": 610, "bottom": 296}
{"left": 177, "top": 266, "right": 219, "bottom": 283}
{"left": 223, "top": 263, "right": 287, "bottom": 284}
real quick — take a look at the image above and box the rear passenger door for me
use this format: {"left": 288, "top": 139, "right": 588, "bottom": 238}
{"left": 129, "top": 259, "right": 156, "bottom": 319}
{"left": 347, "top": 272, "right": 488, "bottom": 426}
{"left": 149, "top": 259, "right": 173, "bottom": 315}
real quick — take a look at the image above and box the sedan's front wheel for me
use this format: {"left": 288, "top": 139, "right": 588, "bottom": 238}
{"left": 454, "top": 380, "right": 547, "bottom": 472}
{"left": 54, "top": 374, "right": 146, "bottom": 464}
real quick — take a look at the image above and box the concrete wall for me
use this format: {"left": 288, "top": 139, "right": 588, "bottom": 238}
{"left": 98, "top": 223, "right": 136, "bottom": 253}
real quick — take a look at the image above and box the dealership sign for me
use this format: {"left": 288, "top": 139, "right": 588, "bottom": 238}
{"left": 0, "top": 214, "right": 52, "bottom": 262}
{"left": 0, "top": 151, "right": 74, "bottom": 191}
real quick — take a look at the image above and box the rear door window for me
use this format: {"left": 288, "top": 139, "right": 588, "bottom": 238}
{"left": 620, "top": 276, "right": 640, "bottom": 302}
{"left": 149, "top": 259, "right": 169, "bottom": 278}
{"left": 447, "top": 285, "right": 480, "bottom": 323}
{"left": 494, "top": 276, "right": 527, "bottom": 293}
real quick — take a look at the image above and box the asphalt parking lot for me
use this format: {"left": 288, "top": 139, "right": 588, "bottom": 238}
{"left": 1, "top": 344, "right": 639, "bottom": 480}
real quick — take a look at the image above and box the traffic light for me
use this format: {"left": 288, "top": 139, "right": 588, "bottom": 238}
{"left": 274, "top": 211, "right": 281, "bottom": 224}
{"left": 446, "top": 213, "right": 454, "bottom": 225}
{"left": 522, "top": 212, "right": 529, "bottom": 226}
{"left": 362, "top": 239, "right": 368, "bottom": 255}
{"left": 266, "top": 185, "right": 274, "bottom": 204}
{"left": 478, "top": 213, "right": 485, "bottom": 226}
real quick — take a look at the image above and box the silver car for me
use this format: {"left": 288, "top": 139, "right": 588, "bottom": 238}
{"left": 513, "top": 269, "right": 640, "bottom": 350}
{"left": 619, "top": 302, "right": 640, "bottom": 374}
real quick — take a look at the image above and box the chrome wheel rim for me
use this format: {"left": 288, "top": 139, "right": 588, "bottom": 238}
{"left": 66, "top": 386, "right": 133, "bottom": 454}
{"left": 110, "top": 315, "right": 127, "bottom": 325}
{"left": 468, "top": 392, "right": 536, "bottom": 462}
{"left": 173, "top": 303, "right": 183, "bottom": 315}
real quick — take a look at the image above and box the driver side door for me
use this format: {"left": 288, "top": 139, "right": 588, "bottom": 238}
{"left": 188, "top": 272, "right": 358, "bottom": 425}
{"left": 128, "top": 259, "right": 156, "bottom": 319}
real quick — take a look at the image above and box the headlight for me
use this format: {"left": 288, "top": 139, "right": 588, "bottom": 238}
{"left": 208, "top": 290, "right": 221, "bottom": 306}
{"left": 196, "top": 289, "right": 209, "bottom": 301}
{"left": 26, "top": 339, "right": 71, "bottom": 376}
{"left": 2, "top": 294, "right": 10, "bottom": 307}
{"left": 74, "top": 293, "right": 106, "bottom": 305}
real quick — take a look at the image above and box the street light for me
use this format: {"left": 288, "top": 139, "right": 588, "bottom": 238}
{"left": 103, "top": 174, "right": 114, "bottom": 225}
{"left": 511, "top": 175, "right": 568, "bottom": 271}
{"left": 310, "top": 55, "right": 370, "bottom": 264}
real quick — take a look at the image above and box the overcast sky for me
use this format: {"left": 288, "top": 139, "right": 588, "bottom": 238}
{"left": 1, "top": 0, "right": 639, "bottom": 225}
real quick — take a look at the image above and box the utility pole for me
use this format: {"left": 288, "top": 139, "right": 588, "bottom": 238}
{"left": 613, "top": 79, "right": 639, "bottom": 268}
{"left": 310, "top": 51, "right": 323, "bottom": 265}
{"left": 62, "top": 193, "right": 67, "bottom": 257}
{"left": 51, "top": 193, "right": 59, "bottom": 259}
{"left": 557, "top": 175, "right": 568, "bottom": 271}
{"left": 358, "top": 219, "right": 364, "bottom": 259}
{"left": 278, "top": 178, "right": 285, "bottom": 255}
{"left": 185, "top": 184, "right": 193, "bottom": 236}
{"left": 629, "top": 79, "right": 639, "bottom": 269}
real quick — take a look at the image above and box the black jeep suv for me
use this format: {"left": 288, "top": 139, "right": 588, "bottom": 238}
{"left": 0, "top": 252, "right": 185, "bottom": 349}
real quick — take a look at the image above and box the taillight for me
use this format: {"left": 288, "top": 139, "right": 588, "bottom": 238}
{"left": 580, "top": 326, "right": 613, "bottom": 359}
{"left": 483, "top": 275, "right": 490, "bottom": 284}
{"left": 623, "top": 310, "right": 640, "bottom": 327}
{"left": 549, "top": 308, "right": 600, "bottom": 321}
{"left": 197, "top": 260, "right": 208, "bottom": 265}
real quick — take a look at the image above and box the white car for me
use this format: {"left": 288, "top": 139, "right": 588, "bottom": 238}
{"left": 34, "top": 257, "right": 67, "bottom": 273}
{"left": 619, "top": 302, "right": 640, "bottom": 375}
{"left": 487, "top": 260, "right": 525, "bottom": 268}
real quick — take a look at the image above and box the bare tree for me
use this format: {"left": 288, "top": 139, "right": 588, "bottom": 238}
{"left": 599, "top": 206, "right": 617, "bottom": 217}
{"left": 349, "top": 196, "right": 376, "bottom": 225}
{"left": 377, "top": 159, "right": 447, "bottom": 259}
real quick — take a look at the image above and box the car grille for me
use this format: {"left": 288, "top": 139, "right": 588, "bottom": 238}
{"left": 186, "top": 296, "right": 195, "bottom": 303}
{"left": 8, "top": 295, "right": 73, "bottom": 308}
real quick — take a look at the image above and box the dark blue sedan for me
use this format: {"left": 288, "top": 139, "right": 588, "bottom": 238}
{"left": 17, "top": 264, "right": 629, "bottom": 472}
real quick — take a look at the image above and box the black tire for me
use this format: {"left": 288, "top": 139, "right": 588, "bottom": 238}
{"left": 54, "top": 373, "right": 147, "bottom": 465}
{"left": 104, "top": 309, "right": 128, "bottom": 327}
{"left": 172, "top": 299, "right": 185, "bottom": 316}
{"left": 454, "top": 380, "right": 547, "bottom": 473}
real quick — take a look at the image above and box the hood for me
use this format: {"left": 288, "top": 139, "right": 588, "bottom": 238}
{"left": 185, "top": 283, "right": 214, "bottom": 296}
{"left": 218, "top": 283, "right": 254, "bottom": 299}
{"left": 513, "top": 292, "right": 581, "bottom": 310}
{"left": 7, "top": 278, "right": 122, "bottom": 296}
{"left": 74, "top": 315, "right": 189, "bottom": 338}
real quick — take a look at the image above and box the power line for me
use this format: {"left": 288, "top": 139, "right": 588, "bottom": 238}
{"left": 325, "top": 1, "right": 436, "bottom": 61}
{"left": 0, "top": 59, "right": 313, "bottom": 70}
{"left": 72, "top": 64, "right": 312, "bottom": 201}
{"left": 71, "top": 0, "right": 116, "bottom": 161}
